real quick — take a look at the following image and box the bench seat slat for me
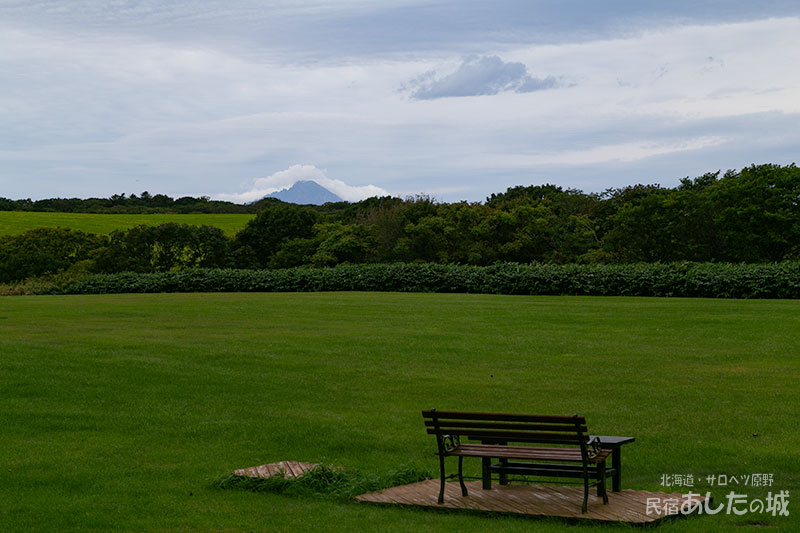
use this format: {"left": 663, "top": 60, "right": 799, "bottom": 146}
{"left": 422, "top": 410, "right": 585, "bottom": 424}
{"left": 443, "top": 444, "right": 611, "bottom": 464}
{"left": 425, "top": 428, "right": 584, "bottom": 442}
{"left": 424, "top": 421, "right": 589, "bottom": 433}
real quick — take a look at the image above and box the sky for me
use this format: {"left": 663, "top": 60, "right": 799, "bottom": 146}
{"left": 1, "top": 1, "right": 799, "bottom": 203}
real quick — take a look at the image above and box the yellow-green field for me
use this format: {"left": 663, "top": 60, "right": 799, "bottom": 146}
{"left": 0, "top": 211, "right": 254, "bottom": 237}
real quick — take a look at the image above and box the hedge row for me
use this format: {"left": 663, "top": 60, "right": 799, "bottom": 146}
{"left": 58, "top": 262, "right": 800, "bottom": 298}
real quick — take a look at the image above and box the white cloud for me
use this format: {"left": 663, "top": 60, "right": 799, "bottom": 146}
{"left": 472, "top": 136, "right": 728, "bottom": 168}
{"left": 1, "top": 7, "right": 799, "bottom": 202}
{"left": 214, "top": 164, "right": 390, "bottom": 203}
{"left": 405, "top": 55, "right": 557, "bottom": 99}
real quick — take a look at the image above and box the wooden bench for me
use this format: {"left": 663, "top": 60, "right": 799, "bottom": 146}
{"left": 422, "top": 409, "right": 614, "bottom": 513}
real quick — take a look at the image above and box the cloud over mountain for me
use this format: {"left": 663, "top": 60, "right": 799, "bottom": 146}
{"left": 406, "top": 55, "right": 557, "bottom": 100}
{"left": 215, "top": 164, "right": 389, "bottom": 203}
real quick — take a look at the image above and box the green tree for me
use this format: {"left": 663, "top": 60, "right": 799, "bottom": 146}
{"left": 232, "top": 203, "right": 318, "bottom": 268}
{"left": 0, "top": 227, "right": 107, "bottom": 282}
{"left": 354, "top": 197, "right": 416, "bottom": 262}
{"left": 309, "top": 222, "right": 375, "bottom": 267}
{"left": 93, "top": 223, "right": 230, "bottom": 273}
{"left": 600, "top": 185, "right": 682, "bottom": 262}
{"left": 710, "top": 164, "right": 800, "bottom": 261}
{"left": 395, "top": 215, "right": 449, "bottom": 263}
{"left": 0, "top": 197, "right": 15, "bottom": 210}
{"left": 268, "top": 237, "right": 321, "bottom": 269}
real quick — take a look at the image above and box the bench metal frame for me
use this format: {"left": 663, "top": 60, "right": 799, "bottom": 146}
{"left": 422, "top": 409, "right": 612, "bottom": 513}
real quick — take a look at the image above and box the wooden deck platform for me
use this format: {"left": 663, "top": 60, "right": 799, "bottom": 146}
{"left": 233, "top": 461, "right": 319, "bottom": 479}
{"left": 355, "top": 479, "right": 705, "bottom": 524}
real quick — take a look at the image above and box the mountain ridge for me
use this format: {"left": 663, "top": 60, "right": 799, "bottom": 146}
{"left": 265, "top": 180, "right": 343, "bottom": 205}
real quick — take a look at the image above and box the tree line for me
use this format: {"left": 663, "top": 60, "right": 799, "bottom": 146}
{"left": 1, "top": 163, "right": 798, "bottom": 284}
{"left": 0, "top": 192, "right": 286, "bottom": 214}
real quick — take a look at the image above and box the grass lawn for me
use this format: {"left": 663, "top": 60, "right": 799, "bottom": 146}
{"left": 1, "top": 293, "right": 798, "bottom": 531}
{"left": 0, "top": 211, "right": 254, "bottom": 237}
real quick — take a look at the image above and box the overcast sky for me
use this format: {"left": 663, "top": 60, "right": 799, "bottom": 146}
{"left": 2, "top": 1, "right": 799, "bottom": 203}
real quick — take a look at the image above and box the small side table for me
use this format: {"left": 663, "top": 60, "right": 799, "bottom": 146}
{"left": 591, "top": 435, "right": 635, "bottom": 492}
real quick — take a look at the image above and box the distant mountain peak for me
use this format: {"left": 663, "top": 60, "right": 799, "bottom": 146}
{"left": 265, "top": 180, "right": 343, "bottom": 205}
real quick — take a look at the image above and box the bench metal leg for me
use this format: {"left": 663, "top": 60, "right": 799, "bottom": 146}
{"left": 437, "top": 454, "right": 446, "bottom": 504}
{"left": 582, "top": 479, "right": 589, "bottom": 513}
{"left": 481, "top": 457, "right": 492, "bottom": 490}
{"left": 612, "top": 448, "right": 622, "bottom": 492}
{"left": 457, "top": 456, "right": 468, "bottom": 497}
{"left": 499, "top": 458, "right": 508, "bottom": 485}
{"left": 582, "top": 464, "right": 590, "bottom": 513}
{"left": 597, "top": 462, "right": 609, "bottom": 504}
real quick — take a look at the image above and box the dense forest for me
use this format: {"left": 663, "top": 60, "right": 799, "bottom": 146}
{"left": 1, "top": 164, "right": 798, "bottom": 285}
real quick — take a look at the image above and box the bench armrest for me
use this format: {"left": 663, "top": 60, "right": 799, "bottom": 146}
{"left": 438, "top": 434, "right": 461, "bottom": 453}
{"left": 586, "top": 436, "right": 603, "bottom": 459}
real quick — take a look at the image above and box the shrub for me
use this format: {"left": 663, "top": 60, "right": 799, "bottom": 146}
{"left": 58, "top": 262, "right": 800, "bottom": 299}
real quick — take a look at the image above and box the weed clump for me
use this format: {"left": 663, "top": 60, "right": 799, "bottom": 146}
{"left": 215, "top": 464, "right": 430, "bottom": 502}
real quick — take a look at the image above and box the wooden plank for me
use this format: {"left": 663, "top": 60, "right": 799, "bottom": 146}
{"left": 617, "top": 493, "right": 657, "bottom": 522}
{"left": 614, "top": 491, "right": 654, "bottom": 522}
{"left": 232, "top": 461, "right": 319, "bottom": 479}
{"left": 355, "top": 480, "right": 707, "bottom": 524}
{"left": 284, "top": 461, "right": 300, "bottom": 478}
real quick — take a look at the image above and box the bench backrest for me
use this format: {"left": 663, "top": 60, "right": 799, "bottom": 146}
{"left": 422, "top": 409, "right": 589, "bottom": 446}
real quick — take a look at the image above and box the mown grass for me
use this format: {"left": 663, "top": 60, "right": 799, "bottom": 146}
{"left": 0, "top": 211, "right": 254, "bottom": 237}
{"left": 1, "top": 293, "right": 798, "bottom": 531}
